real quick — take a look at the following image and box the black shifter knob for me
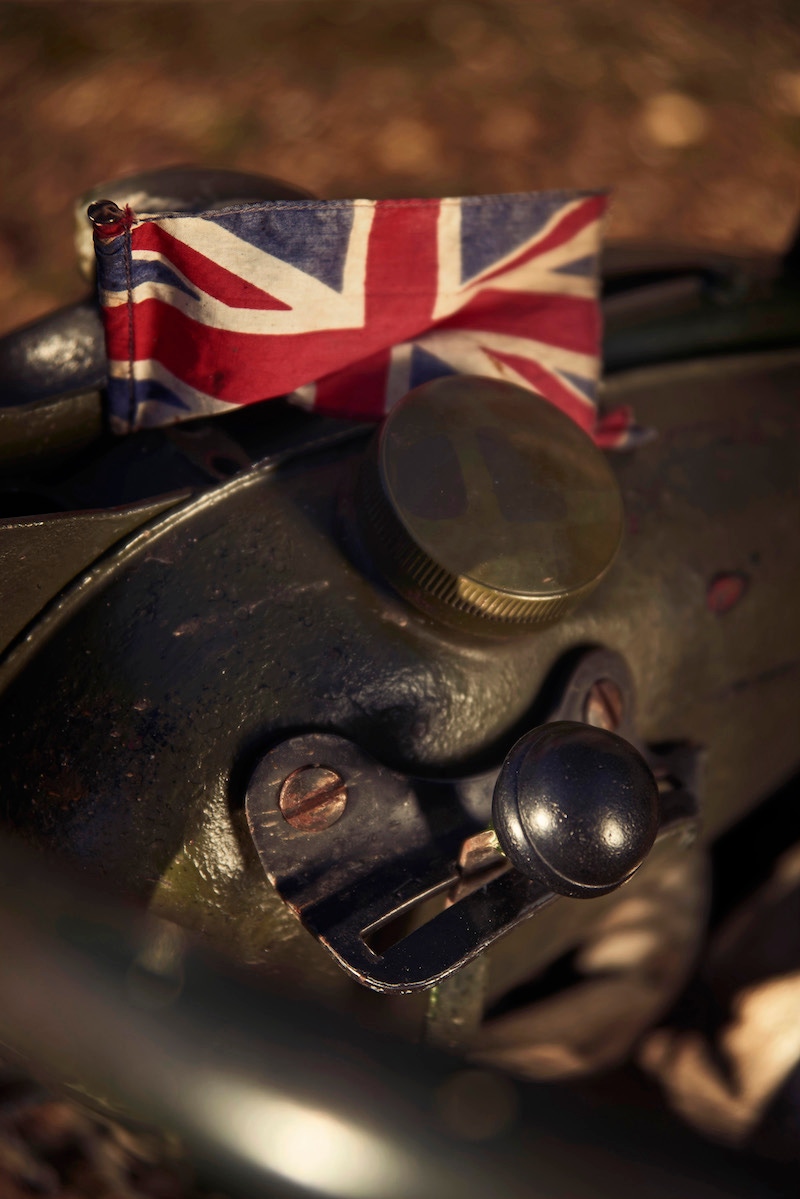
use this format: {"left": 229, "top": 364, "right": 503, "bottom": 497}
{"left": 492, "top": 721, "right": 659, "bottom": 898}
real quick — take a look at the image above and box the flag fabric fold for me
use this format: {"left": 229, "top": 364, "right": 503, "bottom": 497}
{"left": 93, "top": 189, "right": 637, "bottom": 444}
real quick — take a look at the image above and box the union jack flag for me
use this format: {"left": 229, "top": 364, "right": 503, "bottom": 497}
{"left": 94, "top": 190, "right": 635, "bottom": 445}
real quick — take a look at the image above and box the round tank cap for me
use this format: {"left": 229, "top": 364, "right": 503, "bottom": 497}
{"left": 357, "top": 376, "right": 623, "bottom": 631}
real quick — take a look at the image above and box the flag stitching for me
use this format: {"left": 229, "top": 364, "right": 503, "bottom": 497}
{"left": 123, "top": 222, "right": 136, "bottom": 430}
{"left": 130, "top": 191, "right": 603, "bottom": 224}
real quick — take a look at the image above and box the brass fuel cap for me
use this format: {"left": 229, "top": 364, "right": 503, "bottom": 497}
{"left": 357, "top": 375, "right": 623, "bottom": 632}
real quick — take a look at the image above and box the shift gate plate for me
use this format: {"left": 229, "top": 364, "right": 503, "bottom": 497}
{"left": 245, "top": 650, "right": 700, "bottom": 993}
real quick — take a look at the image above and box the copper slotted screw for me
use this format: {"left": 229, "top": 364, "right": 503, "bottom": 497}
{"left": 278, "top": 765, "right": 348, "bottom": 831}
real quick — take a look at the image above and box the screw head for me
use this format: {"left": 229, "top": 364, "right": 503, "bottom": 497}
{"left": 583, "top": 678, "right": 624, "bottom": 731}
{"left": 278, "top": 765, "right": 347, "bottom": 831}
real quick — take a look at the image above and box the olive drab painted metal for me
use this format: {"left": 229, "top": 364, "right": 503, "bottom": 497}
{"left": 0, "top": 173, "right": 799, "bottom": 1053}
{"left": 0, "top": 345, "right": 798, "bottom": 1031}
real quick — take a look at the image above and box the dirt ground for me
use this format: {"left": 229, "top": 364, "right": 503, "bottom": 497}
{"left": 1, "top": 0, "right": 800, "bottom": 335}
{"left": 1, "top": 2, "right": 800, "bottom": 1196}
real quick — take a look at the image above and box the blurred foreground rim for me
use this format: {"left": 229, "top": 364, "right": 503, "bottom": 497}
{"left": 0, "top": 833, "right": 789, "bottom": 1199}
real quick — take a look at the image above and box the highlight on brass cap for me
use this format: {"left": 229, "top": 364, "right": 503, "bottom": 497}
{"left": 356, "top": 376, "right": 623, "bottom": 633}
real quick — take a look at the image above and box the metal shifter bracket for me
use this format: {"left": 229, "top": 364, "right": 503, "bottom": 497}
{"left": 245, "top": 650, "right": 700, "bottom": 993}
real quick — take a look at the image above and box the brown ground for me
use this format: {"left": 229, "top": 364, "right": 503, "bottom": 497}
{"left": 1, "top": 0, "right": 800, "bottom": 336}
{"left": 1, "top": 2, "right": 799, "bottom": 1195}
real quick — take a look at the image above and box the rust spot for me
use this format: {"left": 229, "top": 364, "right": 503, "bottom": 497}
{"left": 707, "top": 571, "right": 749, "bottom": 615}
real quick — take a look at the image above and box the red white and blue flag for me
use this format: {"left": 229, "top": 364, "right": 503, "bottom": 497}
{"left": 94, "top": 190, "right": 635, "bottom": 447}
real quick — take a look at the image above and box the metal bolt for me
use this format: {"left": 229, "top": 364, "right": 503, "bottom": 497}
{"left": 278, "top": 765, "right": 347, "bottom": 831}
{"left": 582, "top": 678, "right": 624, "bottom": 732}
{"left": 87, "top": 199, "right": 123, "bottom": 228}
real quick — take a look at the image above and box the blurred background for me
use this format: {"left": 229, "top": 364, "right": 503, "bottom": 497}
{"left": 1, "top": 2, "right": 800, "bottom": 1195}
{"left": 1, "top": 0, "right": 800, "bottom": 335}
